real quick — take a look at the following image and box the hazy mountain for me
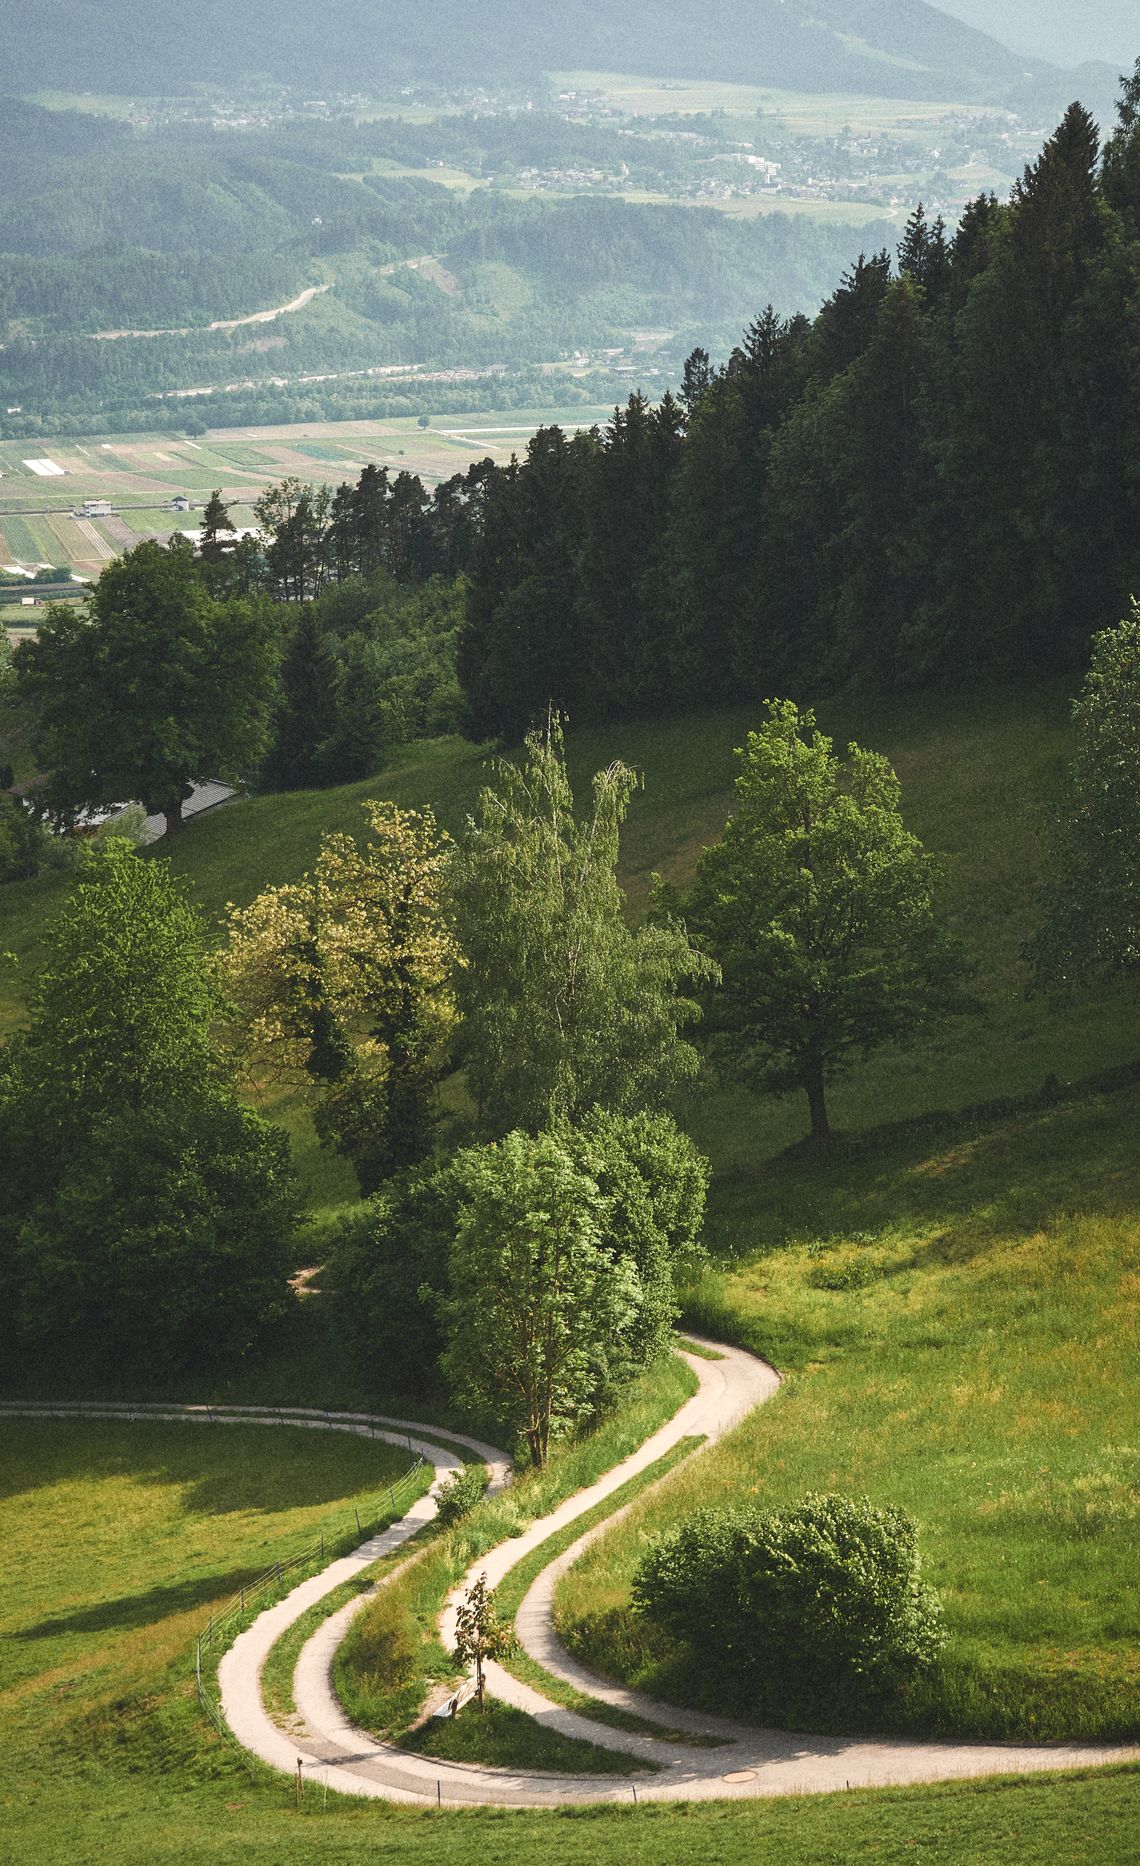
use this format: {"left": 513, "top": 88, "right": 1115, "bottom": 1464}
{"left": 932, "top": 2, "right": 1136, "bottom": 74}
{"left": 0, "top": 0, "right": 1108, "bottom": 108}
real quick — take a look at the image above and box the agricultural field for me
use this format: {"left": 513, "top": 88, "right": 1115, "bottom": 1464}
{"left": 0, "top": 408, "right": 613, "bottom": 577}
{"left": 550, "top": 68, "right": 1021, "bottom": 137}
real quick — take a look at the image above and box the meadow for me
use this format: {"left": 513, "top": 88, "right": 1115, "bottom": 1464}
{"left": 2, "top": 679, "right": 1138, "bottom": 1853}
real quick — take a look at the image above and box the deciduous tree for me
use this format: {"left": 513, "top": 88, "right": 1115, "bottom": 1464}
{"left": 0, "top": 840, "right": 295, "bottom": 1376}
{"left": 687, "top": 700, "right": 974, "bottom": 1143}
{"left": 16, "top": 539, "right": 279, "bottom": 835}
{"left": 442, "top": 1130, "right": 639, "bottom": 1465}
{"left": 220, "top": 801, "right": 459, "bottom": 1190}
{"left": 452, "top": 717, "right": 713, "bottom": 1137}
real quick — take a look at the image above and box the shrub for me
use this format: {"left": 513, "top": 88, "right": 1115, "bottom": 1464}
{"left": 633, "top": 1492, "right": 944, "bottom": 1693}
{"left": 324, "top": 1157, "right": 462, "bottom": 1394}
{"left": 435, "top": 1465, "right": 488, "bottom": 1528}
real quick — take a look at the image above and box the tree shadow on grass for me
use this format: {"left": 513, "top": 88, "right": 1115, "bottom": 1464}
{"left": 13, "top": 1562, "right": 270, "bottom": 1641}
{"left": 0, "top": 1417, "right": 402, "bottom": 1514}
{"left": 705, "top": 1067, "right": 1140, "bottom": 1273}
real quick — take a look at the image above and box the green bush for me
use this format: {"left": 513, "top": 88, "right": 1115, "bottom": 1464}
{"left": 632, "top": 1492, "right": 944, "bottom": 1693}
{"left": 434, "top": 1465, "right": 488, "bottom": 1528}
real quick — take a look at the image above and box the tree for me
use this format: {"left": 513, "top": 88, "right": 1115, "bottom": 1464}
{"left": 452, "top": 717, "right": 713, "bottom": 1137}
{"left": 13, "top": 1096, "right": 295, "bottom": 1378}
{"left": 441, "top": 1130, "right": 640, "bottom": 1465}
{"left": 220, "top": 801, "right": 459, "bottom": 1192}
{"left": 1027, "top": 605, "right": 1140, "bottom": 987}
{"left": 260, "top": 607, "right": 340, "bottom": 791}
{"left": 198, "top": 489, "right": 235, "bottom": 564}
{"left": 0, "top": 840, "right": 295, "bottom": 1376}
{"left": 1103, "top": 56, "right": 1140, "bottom": 232}
{"left": 15, "top": 539, "right": 279, "bottom": 834}
{"left": 255, "top": 478, "right": 331, "bottom": 603}
{"left": 565, "top": 1108, "right": 708, "bottom": 1365}
{"left": 11, "top": 837, "right": 218, "bottom": 1148}
{"left": 0, "top": 795, "right": 41, "bottom": 883}
{"left": 452, "top": 1574, "right": 514, "bottom": 1710}
{"left": 687, "top": 701, "right": 974, "bottom": 1143}
{"left": 324, "top": 1156, "right": 461, "bottom": 1393}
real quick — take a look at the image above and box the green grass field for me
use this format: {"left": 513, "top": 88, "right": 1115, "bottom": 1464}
{"left": 1, "top": 1414, "right": 1136, "bottom": 1863}
{"left": 557, "top": 1082, "right": 1140, "bottom": 1741}
{"left": 2, "top": 679, "right": 1138, "bottom": 1853}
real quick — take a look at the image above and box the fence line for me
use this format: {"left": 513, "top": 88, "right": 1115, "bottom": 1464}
{"left": 192, "top": 1452, "right": 428, "bottom": 1746}
{"left": 0, "top": 1398, "right": 449, "bottom": 1754}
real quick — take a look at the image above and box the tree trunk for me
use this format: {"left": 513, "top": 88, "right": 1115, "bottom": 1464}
{"left": 804, "top": 1056, "right": 831, "bottom": 1143}
{"left": 163, "top": 796, "right": 184, "bottom": 836}
{"left": 476, "top": 1652, "right": 485, "bottom": 1711}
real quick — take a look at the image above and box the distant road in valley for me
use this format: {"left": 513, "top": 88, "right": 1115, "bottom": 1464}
{"left": 88, "top": 282, "right": 332, "bottom": 342}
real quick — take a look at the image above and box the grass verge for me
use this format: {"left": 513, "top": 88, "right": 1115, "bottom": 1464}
{"left": 401, "top": 1699, "right": 651, "bottom": 1776}
{"left": 492, "top": 1435, "right": 729, "bottom": 1746}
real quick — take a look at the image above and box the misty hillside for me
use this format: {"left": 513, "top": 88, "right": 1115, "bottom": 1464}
{"left": 0, "top": 0, "right": 1102, "bottom": 107}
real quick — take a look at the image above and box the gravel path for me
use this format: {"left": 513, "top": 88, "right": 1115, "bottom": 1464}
{"left": 6, "top": 1371, "right": 1135, "bottom": 1806}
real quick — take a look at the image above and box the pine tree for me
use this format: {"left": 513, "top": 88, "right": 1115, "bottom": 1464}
{"left": 261, "top": 608, "right": 340, "bottom": 791}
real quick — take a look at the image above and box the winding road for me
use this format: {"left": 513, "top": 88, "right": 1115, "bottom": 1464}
{"left": 4, "top": 1357, "right": 1136, "bottom": 1806}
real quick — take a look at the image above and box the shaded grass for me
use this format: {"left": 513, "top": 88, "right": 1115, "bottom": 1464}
{"left": 403, "top": 1698, "right": 650, "bottom": 1776}
{"left": 554, "top": 1082, "right": 1140, "bottom": 1743}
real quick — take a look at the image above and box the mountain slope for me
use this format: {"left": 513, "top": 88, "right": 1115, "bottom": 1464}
{"left": 0, "top": 0, "right": 1095, "bottom": 107}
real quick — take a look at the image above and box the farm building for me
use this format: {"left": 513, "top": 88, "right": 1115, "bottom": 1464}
{"left": 81, "top": 499, "right": 114, "bottom": 518}
{"left": 170, "top": 495, "right": 192, "bottom": 513}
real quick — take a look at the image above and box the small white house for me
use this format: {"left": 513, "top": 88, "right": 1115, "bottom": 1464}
{"left": 170, "top": 495, "right": 192, "bottom": 513}
{"left": 81, "top": 499, "right": 113, "bottom": 519}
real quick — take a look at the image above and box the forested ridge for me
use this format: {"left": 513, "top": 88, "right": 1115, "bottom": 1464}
{"left": 0, "top": 0, "right": 1098, "bottom": 109}
{"left": 458, "top": 90, "right": 1140, "bottom": 723}
{"left": 0, "top": 99, "right": 891, "bottom": 432}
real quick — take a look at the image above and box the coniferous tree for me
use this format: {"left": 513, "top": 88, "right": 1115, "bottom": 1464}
{"left": 262, "top": 607, "right": 340, "bottom": 790}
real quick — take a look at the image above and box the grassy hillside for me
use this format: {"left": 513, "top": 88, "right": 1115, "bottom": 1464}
{"left": 558, "top": 1079, "right": 1140, "bottom": 1740}
{"left": 2, "top": 1416, "right": 1137, "bottom": 1864}
{"left": 2, "top": 679, "right": 1138, "bottom": 1850}
{"left": 3, "top": 676, "right": 1136, "bottom": 1117}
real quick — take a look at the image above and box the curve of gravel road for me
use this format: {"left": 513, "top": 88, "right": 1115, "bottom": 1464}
{"left": 5, "top": 1365, "right": 1136, "bottom": 1806}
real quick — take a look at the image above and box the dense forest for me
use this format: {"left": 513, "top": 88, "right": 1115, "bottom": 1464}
{"left": 0, "top": 0, "right": 1101, "bottom": 110}
{"left": 136, "top": 78, "right": 1140, "bottom": 765}
{"left": 455, "top": 90, "right": 1140, "bottom": 722}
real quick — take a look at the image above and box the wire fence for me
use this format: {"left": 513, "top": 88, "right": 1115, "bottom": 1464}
{"left": 0, "top": 1397, "right": 438, "bottom": 1756}
{"left": 193, "top": 1451, "right": 429, "bottom": 1748}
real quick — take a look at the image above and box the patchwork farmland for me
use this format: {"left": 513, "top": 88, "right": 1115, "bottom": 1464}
{"left": 0, "top": 408, "right": 612, "bottom": 578}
